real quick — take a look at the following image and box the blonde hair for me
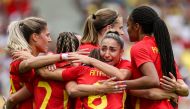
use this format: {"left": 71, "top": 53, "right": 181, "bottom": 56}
{"left": 6, "top": 17, "right": 47, "bottom": 51}
{"left": 81, "top": 8, "right": 119, "bottom": 45}
{"left": 7, "top": 20, "right": 30, "bottom": 51}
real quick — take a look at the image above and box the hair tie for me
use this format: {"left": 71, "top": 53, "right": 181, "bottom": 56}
{"left": 92, "top": 14, "right": 96, "bottom": 19}
{"left": 19, "top": 22, "right": 24, "bottom": 28}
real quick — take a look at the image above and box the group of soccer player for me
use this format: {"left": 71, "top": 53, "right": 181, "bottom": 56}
{"left": 3, "top": 5, "right": 189, "bottom": 109}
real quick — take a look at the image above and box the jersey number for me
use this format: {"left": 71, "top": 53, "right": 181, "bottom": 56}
{"left": 38, "top": 81, "right": 52, "bottom": 109}
{"left": 88, "top": 95, "right": 107, "bottom": 109}
{"left": 37, "top": 81, "right": 69, "bottom": 109}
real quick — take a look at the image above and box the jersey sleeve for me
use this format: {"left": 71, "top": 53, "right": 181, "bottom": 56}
{"left": 118, "top": 60, "right": 132, "bottom": 71}
{"left": 131, "top": 45, "right": 153, "bottom": 68}
{"left": 10, "top": 60, "right": 22, "bottom": 75}
{"left": 10, "top": 60, "right": 35, "bottom": 82}
{"left": 62, "top": 66, "right": 83, "bottom": 81}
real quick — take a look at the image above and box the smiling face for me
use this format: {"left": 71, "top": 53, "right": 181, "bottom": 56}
{"left": 100, "top": 38, "right": 123, "bottom": 66}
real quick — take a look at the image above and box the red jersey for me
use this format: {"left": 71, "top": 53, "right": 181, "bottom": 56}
{"left": 26, "top": 62, "right": 71, "bottom": 109}
{"left": 9, "top": 60, "right": 34, "bottom": 109}
{"left": 62, "top": 59, "right": 131, "bottom": 109}
{"left": 129, "top": 36, "right": 182, "bottom": 109}
{"left": 79, "top": 43, "right": 99, "bottom": 52}
{"left": 76, "top": 43, "right": 99, "bottom": 108}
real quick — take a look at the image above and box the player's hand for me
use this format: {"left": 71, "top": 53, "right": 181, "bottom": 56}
{"left": 43, "top": 52, "right": 57, "bottom": 71}
{"left": 11, "top": 49, "right": 34, "bottom": 61}
{"left": 68, "top": 53, "right": 91, "bottom": 64}
{"left": 3, "top": 103, "right": 7, "bottom": 109}
{"left": 97, "top": 77, "right": 127, "bottom": 94}
{"left": 2, "top": 96, "right": 15, "bottom": 109}
{"left": 160, "top": 72, "right": 179, "bottom": 92}
{"left": 46, "top": 64, "right": 57, "bottom": 71}
{"left": 3, "top": 100, "right": 6, "bottom": 109}
{"left": 76, "top": 48, "right": 90, "bottom": 55}
{"left": 2, "top": 96, "right": 7, "bottom": 109}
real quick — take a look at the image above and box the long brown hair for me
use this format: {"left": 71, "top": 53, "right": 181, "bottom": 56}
{"left": 81, "top": 8, "right": 119, "bottom": 45}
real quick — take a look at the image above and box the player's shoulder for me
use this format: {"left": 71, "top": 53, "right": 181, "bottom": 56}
{"left": 10, "top": 60, "right": 22, "bottom": 68}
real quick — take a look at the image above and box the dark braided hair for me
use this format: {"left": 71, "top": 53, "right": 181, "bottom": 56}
{"left": 129, "top": 6, "right": 176, "bottom": 78}
{"left": 56, "top": 32, "right": 79, "bottom": 53}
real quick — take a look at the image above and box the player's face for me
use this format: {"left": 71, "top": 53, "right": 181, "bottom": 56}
{"left": 100, "top": 38, "right": 123, "bottom": 66}
{"left": 35, "top": 26, "right": 52, "bottom": 53}
{"left": 126, "top": 16, "right": 139, "bottom": 42}
{"left": 112, "top": 16, "right": 124, "bottom": 37}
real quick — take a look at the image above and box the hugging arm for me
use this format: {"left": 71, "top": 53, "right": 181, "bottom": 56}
{"left": 124, "top": 62, "right": 160, "bottom": 89}
{"left": 36, "top": 67, "right": 64, "bottom": 81}
{"left": 19, "top": 54, "right": 65, "bottom": 74}
{"left": 160, "top": 72, "right": 189, "bottom": 96}
{"left": 66, "top": 78, "right": 126, "bottom": 97}
{"left": 69, "top": 53, "right": 131, "bottom": 80}
{"left": 129, "top": 88, "right": 177, "bottom": 100}
{"left": 12, "top": 50, "right": 68, "bottom": 74}
{"left": 3, "top": 86, "right": 32, "bottom": 109}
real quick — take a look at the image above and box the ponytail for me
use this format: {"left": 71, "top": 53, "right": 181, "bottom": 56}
{"left": 7, "top": 17, "right": 47, "bottom": 52}
{"left": 153, "top": 18, "right": 177, "bottom": 78}
{"left": 129, "top": 6, "right": 178, "bottom": 108}
{"left": 81, "top": 8, "right": 119, "bottom": 45}
{"left": 7, "top": 21, "right": 30, "bottom": 51}
{"left": 81, "top": 15, "right": 98, "bottom": 45}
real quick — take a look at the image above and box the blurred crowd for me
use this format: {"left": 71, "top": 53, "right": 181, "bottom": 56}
{"left": 0, "top": 0, "right": 190, "bottom": 107}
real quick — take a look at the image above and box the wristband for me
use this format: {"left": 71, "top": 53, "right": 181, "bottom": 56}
{"left": 60, "top": 53, "right": 68, "bottom": 60}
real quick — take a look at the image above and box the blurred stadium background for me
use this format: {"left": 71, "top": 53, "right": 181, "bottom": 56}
{"left": 0, "top": 0, "right": 190, "bottom": 108}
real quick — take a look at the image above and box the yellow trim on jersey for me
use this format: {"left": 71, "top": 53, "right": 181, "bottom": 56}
{"left": 122, "top": 91, "right": 127, "bottom": 109}
{"left": 38, "top": 81, "right": 52, "bottom": 109}
{"left": 63, "top": 90, "right": 69, "bottom": 109}
{"left": 10, "top": 78, "right": 16, "bottom": 94}
{"left": 135, "top": 98, "right": 140, "bottom": 109}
